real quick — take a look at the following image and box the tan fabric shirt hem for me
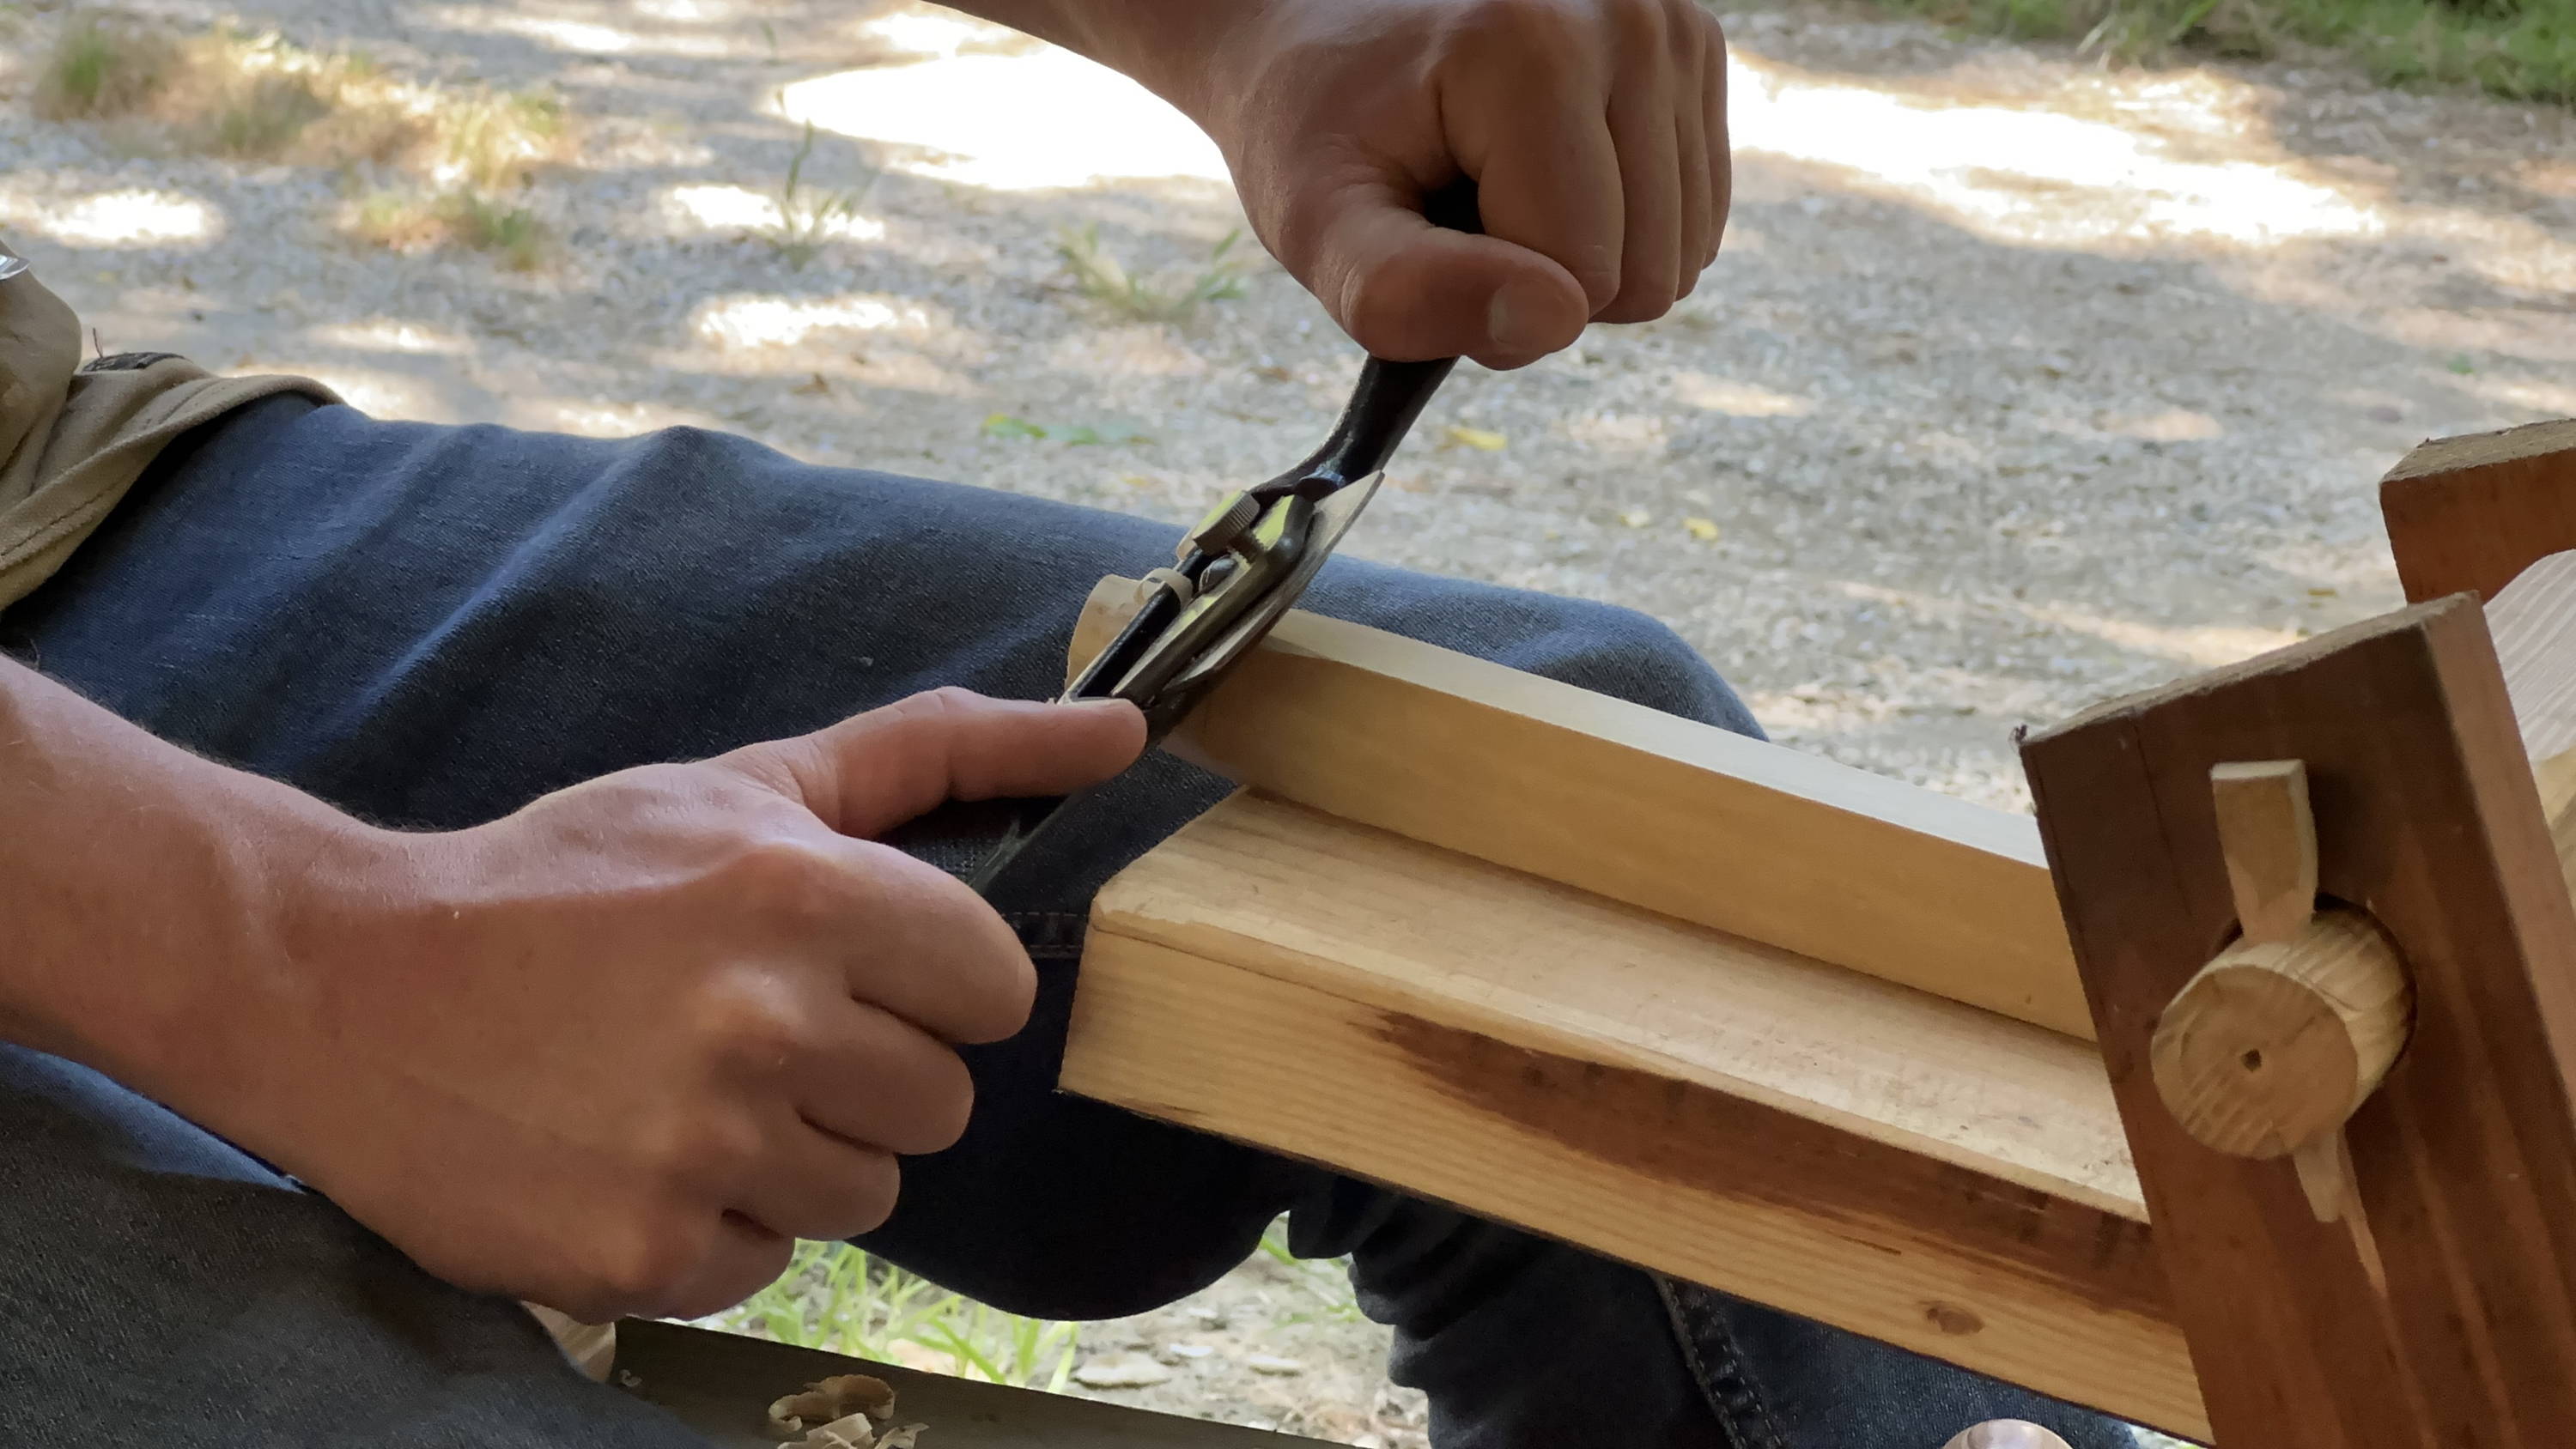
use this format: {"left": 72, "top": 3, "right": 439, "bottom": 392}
{"left": 0, "top": 251, "right": 341, "bottom": 612}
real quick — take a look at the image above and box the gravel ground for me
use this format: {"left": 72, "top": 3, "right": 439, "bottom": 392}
{"left": 8, "top": 0, "right": 2576, "bottom": 1441}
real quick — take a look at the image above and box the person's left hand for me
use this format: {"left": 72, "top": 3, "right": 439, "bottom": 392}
{"left": 1184, "top": 0, "right": 1730, "bottom": 370}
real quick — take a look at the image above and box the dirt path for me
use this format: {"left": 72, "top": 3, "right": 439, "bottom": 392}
{"left": 8, "top": 0, "right": 2576, "bottom": 1441}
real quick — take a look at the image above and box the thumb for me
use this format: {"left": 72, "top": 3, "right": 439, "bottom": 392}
{"left": 1305, "top": 181, "right": 1590, "bottom": 370}
{"left": 724, "top": 688, "right": 1145, "bottom": 838}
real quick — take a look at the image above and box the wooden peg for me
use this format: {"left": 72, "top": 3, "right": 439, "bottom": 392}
{"left": 2209, "top": 760, "right": 2318, "bottom": 943}
{"left": 2150, "top": 908, "right": 2411, "bottom": 1161}
{"left": 2150, "top": 758, "right": 2413, "bottom": 1283}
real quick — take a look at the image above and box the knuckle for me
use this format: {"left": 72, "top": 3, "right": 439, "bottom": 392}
{"left": 636, "top": 1089, "right": 770, "bottom": 1190}
{"left": 1616, "top": 0, "right": 1669, "bottom": 48}
{"left": 1440, "top": 0, "right": 1585, "bottom": 82}
{"left": 585, "top": 1213, "right": 705, "bottom": 1310}
{"left": 950, "top": 937, "right": 1038, "bottom": 1044}
{"left": 689, "top": 974, "right": 817, "bottom": 1075}
{"left": 1682, "top": 0, "right": 1727, "bottom": 53}
{"left": 905, "top": 1050, "right": 979, "bottom": 1153}
{"left": 1598, "top": 288, "right": 1675, "bottom": 324}
{"left": 1337, "top": 263, "right": 1418, "bottom": 355}
{"left": 849, "top": 1155, "right": 902, "bottom": 1232}
{"left": 725, "top": 834, "right": 849, "bottom": 925}
{"left": 898, "top": 686, "right": 983, "bottom": 730}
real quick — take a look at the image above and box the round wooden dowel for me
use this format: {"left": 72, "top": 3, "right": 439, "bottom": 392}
{"left": 2149, "top": 906, "right": 2413, "bottom": 1160}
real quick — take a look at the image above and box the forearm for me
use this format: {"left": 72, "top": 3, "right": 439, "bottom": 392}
{"left": 0, "top": 654, "right": 357, "bottom": 1087}
{"left": 935, "top": 0, "right": 1252, "bottom": 117}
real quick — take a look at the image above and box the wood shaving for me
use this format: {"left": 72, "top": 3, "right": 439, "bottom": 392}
{"left": 773, "top": 1411, "right": 931, "bottom": 1449}
{"left": 766, "top": 1374, "right": 896, "bottom": 1440}
{"left": 783, "top": 1410, "right": 883, "bottom": 1449}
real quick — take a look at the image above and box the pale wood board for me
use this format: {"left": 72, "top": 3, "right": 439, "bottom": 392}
{"left": 1042, "top": 536, "right": 2576, "bottom": 1441}
{"left": 1070, "top": 793, "right": 2200, "bottom": 1437}
{"left": 2488, "top": 549, "right": 2576, "bottom": 763}
{"left": 1165, "top": 609, "right": 2092, "bottom": 1039}
{"left": 1096, "top": 791, "right": 2140, "bottom": 1217}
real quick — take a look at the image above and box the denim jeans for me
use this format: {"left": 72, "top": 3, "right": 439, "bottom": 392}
{"left": 0, "top": 395, "right": 2140, "bottom": 1449}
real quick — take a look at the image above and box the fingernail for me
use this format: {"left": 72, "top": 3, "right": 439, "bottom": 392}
{"left": 1485, "top": 276, "right": 1557, "bottom": 357}
{"left": 1066, "top": 697, "right": 1139, "bottom": 714}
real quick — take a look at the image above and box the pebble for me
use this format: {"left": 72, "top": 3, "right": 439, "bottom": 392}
{"left": 1071, "top": 1353, "right": 1172, "bottom": 1390}
{"left": 1244, "top": 1354, "right": 1306, "bottom": 1376}
{"left": 13, "top": 0, "right": 2573, "bottom": 822}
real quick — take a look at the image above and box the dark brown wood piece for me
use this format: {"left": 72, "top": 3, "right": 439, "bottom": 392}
{"left": 2380, "top": 419, "right": 2576, "bottom": 603}
{"left": 2021, "top": 595, "right": 2576, "bottom": 1448}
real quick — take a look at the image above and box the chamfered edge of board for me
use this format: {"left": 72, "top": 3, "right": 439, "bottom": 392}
{"left": 1240, "top": 610, "right": 2051, "bottom": 865}
{"left": 1171, "top": 609, "right": 2093, "bottom": 1039}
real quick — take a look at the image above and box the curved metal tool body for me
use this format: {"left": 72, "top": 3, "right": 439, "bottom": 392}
{"left": 968, "top": 187, "right": 1479, "bottom": 895}
{"left": 1063, "top": 352, "right": 1454, "bottom": 735}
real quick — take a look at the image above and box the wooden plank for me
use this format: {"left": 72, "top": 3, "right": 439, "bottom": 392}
{"left": 2482, "top": 554, "right": 2576, "bottom": 903}
{"left": 2380, "top": 418, "right": 2576, "bottom": 603}
{"left": 2021, "top": 596, "right": 2576, "bottom": 1449}
{"left": 1067, "top": 791, "right": 2201, "bottom": 1437}
{"left": 1165, "top": 609, "right": 2091, "bottom": 1039}
{"left": 2488, "top": 549, "right": 2576, "bottom": 762}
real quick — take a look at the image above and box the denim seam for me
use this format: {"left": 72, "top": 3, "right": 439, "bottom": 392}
{"left": 1656, "top": 1274, "right": 1792, "bottom": 1449}
{"left": 1005, "top": 911, "right": 1088, "bottom": 961}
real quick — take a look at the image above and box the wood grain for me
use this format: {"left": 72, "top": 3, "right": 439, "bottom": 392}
{"left": 2487, "top": 549, "right": 2576, "bottom": 761}
{"left": 1164, "top": 609, "right": 2091, "bottom": 1038}
{"left": 2208, "top": 760, "right": 2318, "bottom": 944}
{"left": 2023, "top": 596, "right": 2576, "bottom": 1449}
{"left": 1068, "top": 791, "right": 2202, "bottom": 1437}
{"left": 2380, "top": 418, "right": 2576, "bottom": 603}
{"left": 2148, "top": 908, "right": 2412, "bottom": 1161}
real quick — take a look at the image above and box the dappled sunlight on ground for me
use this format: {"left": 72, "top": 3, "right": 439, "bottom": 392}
{"left": 689, "top": 292, "right": 927, "bottom": 349}
{"left": 421, "top": 2, "right": 761, "bottom": 59}
{"left": 777, "top": 10, "right": 1230, "bottom": 191}
{"left": 661, "top": 181, "right": 888, "bottom": 241}
{"left": 6, "top": 0, "right": 2575, "bottom": 826}
{"left": 1670, "top": 373, "right": 1815, "bottom": 417}
{"left": 303, "top": 318, "right": 474, "bottom": 355}
{"left": 0, "top": 184, "right": 225, "bottom": 247}
{"left": 1730, "top": 52, "right": 2385, "bottom": 247}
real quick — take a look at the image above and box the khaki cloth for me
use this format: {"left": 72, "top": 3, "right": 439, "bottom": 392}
{"left": 0, "top": 246, "right": 339, "bottom": 610}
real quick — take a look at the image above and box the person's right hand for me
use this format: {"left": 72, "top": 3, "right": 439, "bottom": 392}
{"left": 167, "top": 688, "right": 1143, "bottom": 1322}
